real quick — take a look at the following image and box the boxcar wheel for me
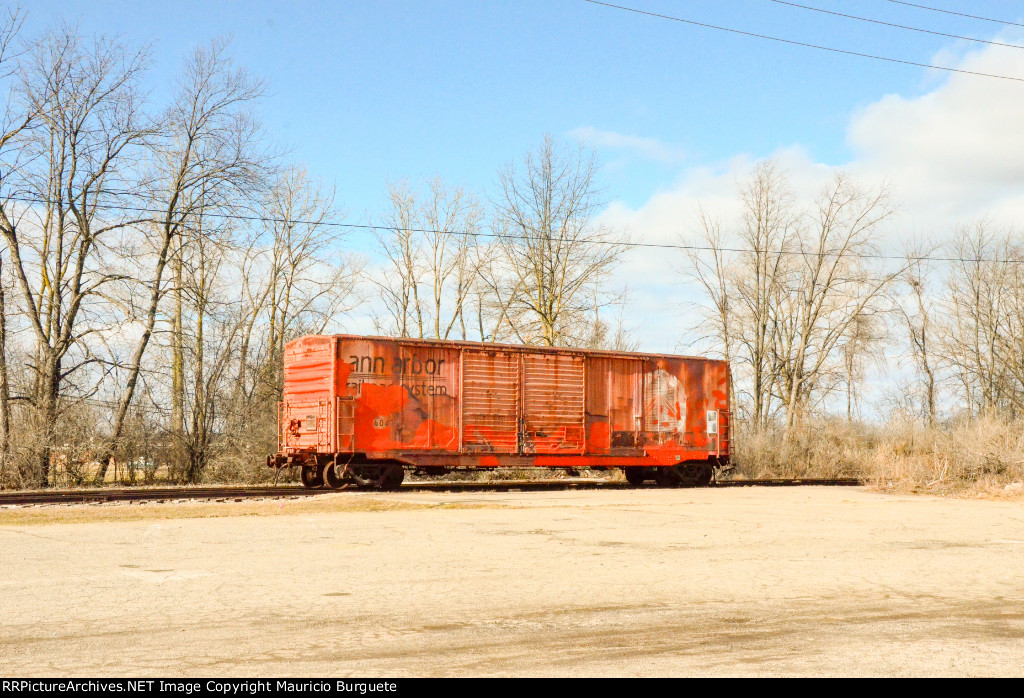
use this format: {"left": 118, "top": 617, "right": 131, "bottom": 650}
{"left": 624, "top": 468, "right": 647, "bottom": 486}
{"left": 300, "top": 464, "right": 325, "bottom": 489}
{"left": 349, "top": 463, "right": 405, "bottom": 490}
{"left": 674, "top": 462, "right": 714, "bottom": 487}
{"left": 323, "top": 462, "right": 345, "bottom": 489}
{"left": 692, "top": 463, "right": 714, "bottom": 487}
{"left": 380, "top": 464, "right": 405, "bottom": 490}
{"left": 655, "top": 466, "right": 682, "bottom": 487}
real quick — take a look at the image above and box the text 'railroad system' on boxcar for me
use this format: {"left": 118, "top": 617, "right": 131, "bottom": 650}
{"left": 267, "top": 335, "right": 730, "bottom": 489}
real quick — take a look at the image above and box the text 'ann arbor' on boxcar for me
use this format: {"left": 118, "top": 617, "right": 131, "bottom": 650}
{"left": 268, "top": 335, "right": 730, "bottom": 489}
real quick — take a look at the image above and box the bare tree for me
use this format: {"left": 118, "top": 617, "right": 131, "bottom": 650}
{"left": 0, "top": 6, "right": 31, "bottom": 483}
{"left": 0, "top": 6, "right": 32, "bottom": 149}
{"left": 685, "top": 162, "right": 795, "bottom": 427}
{"left": 0, "top": 256, "right": 10, "bottom": 483}
{"left": 420, "top": 177, "right": 484, "bottom": 339}
{"left": 370, "top": 176, "right": 485, "bottom": 340}
{"left": 681, "top": 163, "right": 899, "bottom": 431}
{"left": 770, "top": 173, "right": 898, "bottom": 431}
{"left": 898, "top": 255, "right": 939, "bottom": 425}
{"left": 581, "top": 289, "right": 639, "bottom": 351}
{"left": 0, "top": 25, "right": 151, "bottom": 486}
{"left": 995, "top": 254, "right": 1024, "bottom": 418}
{"left": 235, "top": 165, "right": 359, "bottom": 402}
{"left": 493, "top": 134, "right": 627, "bottom": 346}
{"left": 684, "top": 207, "right": 738, "bottom": 410}
{"left": 942, "top": 222, "right": 1015, "bottom": 416}
{"left": 93, "top": 37, "right": 265, "bottom": 483}
{"left": 839, "top": 310, "right": 886, "bottom": 422}
{"left": 371, "top": 179, "right": 423, "bottom": 337}
{"left": 471, "top": 225, "right": 522, "bottom": 342}
{"left": 175, "top": 205, "right": 242, "bottom": 482}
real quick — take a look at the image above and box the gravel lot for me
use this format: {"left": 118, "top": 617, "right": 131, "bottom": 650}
{"left": 2, "top": 486, "right": 1023, "bottom": 677}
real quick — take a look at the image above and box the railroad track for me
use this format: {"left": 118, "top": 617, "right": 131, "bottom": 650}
{"left": 0, "top": 477, "right": 861, "bottom": 507}
{"left": 0, "top": 485, "right": 319, "bottom": 507}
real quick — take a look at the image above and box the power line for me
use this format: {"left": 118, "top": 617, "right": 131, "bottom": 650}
{"left": 3, "top": 194, "right": 1024, "bottom": 265}
{"left": 884, "top": 0, "right": 1024, "bottom": 29}
{"left": 768, "top": 0, "right": 1024, "bottom": 50}
{"left": 580, "top": 0, "right": 1024, "bottom": 82}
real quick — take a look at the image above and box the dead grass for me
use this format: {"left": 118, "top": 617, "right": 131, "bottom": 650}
{"left": 732, "top": 417, "right": 1024, "bottom": 498}
{"left": 0, "top": 494, "right": 495, "bottom": 527}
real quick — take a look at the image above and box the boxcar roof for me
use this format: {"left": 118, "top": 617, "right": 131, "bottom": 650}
{"left": 292, "top": 334, "right": 726, "bottom": 365}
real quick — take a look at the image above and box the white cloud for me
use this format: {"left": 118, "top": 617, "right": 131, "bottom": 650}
{"left": 598, "top": 35, "right": 1024, "bottom": 359}
{"left": 846, "top": 40, "right": 1024, "bottom": 231}
{"left": 569, "top": 126, "right": 687, "bottom": 163}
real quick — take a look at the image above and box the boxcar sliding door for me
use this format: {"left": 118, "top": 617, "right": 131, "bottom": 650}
{"left": 585, "top": 356, "right": 643, "bottom": 454}
{"left": 521, "top": 352, "right": 586, "bottom": 454}
{"left": 460, "top": 350, "right": 520, "bottom": 453}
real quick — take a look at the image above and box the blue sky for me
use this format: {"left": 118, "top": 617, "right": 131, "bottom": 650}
{"left": 17, "top": 0, "right": 1020, "bottom": 214}
{"left": 14, "top": 1, "right": 1024, "bottom": 376}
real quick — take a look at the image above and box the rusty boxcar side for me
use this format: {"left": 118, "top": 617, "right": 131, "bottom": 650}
{"left": 269, "top": 335, "right": 730, "bottom": 489}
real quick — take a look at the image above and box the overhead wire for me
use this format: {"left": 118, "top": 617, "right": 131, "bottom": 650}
{"left": 0, "top": 5, "right": 1019, "bottom": 264}
{"left": 579, "top": 0, "right": 1024, "bottom": 82}
{"left": 882, "top": 0, "right": 1024, "bottom": 29}
{"left": 767, "top": 0, "right": 1024, "bottom": 50}
{"left": 2, "top": 194, "right": 1022, "bottom": 265}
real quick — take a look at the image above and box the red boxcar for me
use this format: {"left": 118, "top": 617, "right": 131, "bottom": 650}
{"left": 268, "top": 335, "right": 730, "bottom": 489}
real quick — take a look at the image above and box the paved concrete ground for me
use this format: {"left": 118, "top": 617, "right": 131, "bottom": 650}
{"left": 2, "top": 487, "right": 1023, "bottom": 676}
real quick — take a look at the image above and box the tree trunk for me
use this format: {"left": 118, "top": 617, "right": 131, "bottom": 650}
{"left": 0, "top": 256, "right": 10, "bottom": 484}
{"left": 30, "top": 352, "right": 60, "bottom": 488}
{"left": 171, "top": 248, "right": 185, "bottom": 472}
